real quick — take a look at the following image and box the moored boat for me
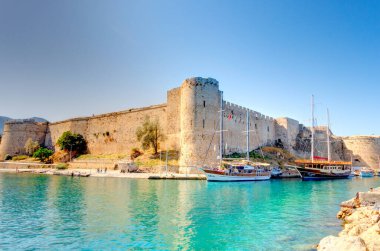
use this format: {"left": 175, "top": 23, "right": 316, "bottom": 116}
{"left": 201, "top": 161, "right": 271, "bottom": 182}
{"left": 359, "top": 167, "right": 374, "bottom": 177}
{"left": 277, "top": 165, "right": 302, "bottom": 178}
{"left": 295, "top": 159, "right": 351, "bottom": 180}
{"left": 294, "top": 96, "right": 351, "bottom": 181}
{"left": 271, "top": 166, "right": 282, "bottom": 178}
{"left": 201, "top": 92, "right": 271, "bottom": 182}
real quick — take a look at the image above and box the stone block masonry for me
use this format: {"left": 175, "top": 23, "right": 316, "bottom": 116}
{"left": 1, "top": 77, "right": 379, "bottom": 173}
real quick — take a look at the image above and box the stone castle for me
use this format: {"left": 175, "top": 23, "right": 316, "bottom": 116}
{"left": 1, "top": 77, "right": 379, "bottom": 171}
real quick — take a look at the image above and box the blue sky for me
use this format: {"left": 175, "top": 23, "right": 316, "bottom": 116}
{"left": 0, "top": 0, "right": 379, "bottom": 136}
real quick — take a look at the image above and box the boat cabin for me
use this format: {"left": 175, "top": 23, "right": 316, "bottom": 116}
{"left": 295, "top": 159, "right": 352, "bottom": 171}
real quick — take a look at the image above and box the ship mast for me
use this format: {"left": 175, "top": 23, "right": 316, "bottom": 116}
{"left": 327, "top": 108, "right": 331, "bottom": 162}
{"left": 246, "top": 110, "right": 250, "bottom": 161}
{"left": 311, "top": 95, "right": 315, "bottom": 163}
{"left": 219, "top": 91, "right": 223, "bottom": 167}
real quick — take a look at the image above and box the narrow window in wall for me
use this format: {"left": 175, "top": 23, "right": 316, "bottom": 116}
{"left": 203, "top": 101, "right": 206, "bottom": 108}
{"left": 267, "top": 126, "right": 269, "bottom": 132}
{"left": 255, "top": 124, "right": 257, "bottom": 129}
{"left": 203, "top": 119, "right": 205, "bottom": 128}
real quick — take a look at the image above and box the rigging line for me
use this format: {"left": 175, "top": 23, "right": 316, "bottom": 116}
{"left": 251, "top": 126, "right": 265, "bottom": 158}
{"left": 201, "top": 130, "right": 216, "bottom": 167}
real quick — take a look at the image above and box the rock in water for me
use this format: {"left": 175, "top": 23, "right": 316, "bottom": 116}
{"left": 318, "top": 236, "right": 367, "bottom": 251}
{"left": 318, "top": 187, "right": 380, "bottom": 251}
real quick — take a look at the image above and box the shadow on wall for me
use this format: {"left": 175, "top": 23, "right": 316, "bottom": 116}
{"left": 44, "top": 126, "right": 53, "bottom": 150}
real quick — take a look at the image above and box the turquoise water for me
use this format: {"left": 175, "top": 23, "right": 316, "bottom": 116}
{"left": 0, "top": 174, "right": 379, "bottom": 250}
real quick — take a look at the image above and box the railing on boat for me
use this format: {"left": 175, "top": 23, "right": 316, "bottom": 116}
{"left": 295, "top": 159, "right": 352, "bottom": 165}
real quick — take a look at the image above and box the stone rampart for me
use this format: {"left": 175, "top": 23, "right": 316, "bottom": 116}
{"left": 46, "top": 104, "right": 169, "bottom": 155}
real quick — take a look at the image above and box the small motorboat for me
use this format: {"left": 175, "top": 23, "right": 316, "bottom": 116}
{"left": 360, "top": 167, "right": 374, "bottom": 177}
{"left": 271, "top": 167, "right": 282, "bottom": 178}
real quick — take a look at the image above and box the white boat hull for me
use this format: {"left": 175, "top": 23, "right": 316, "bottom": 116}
{"left": 205, "top": 172, "right": 271, "bottom": 182}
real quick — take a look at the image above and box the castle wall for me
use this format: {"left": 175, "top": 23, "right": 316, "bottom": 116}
{"left": 274, "top": 117, "right": 299, "bottom": 150}
{"left": 341, "top": 136, "right": 380, "bottom": 168}
{"left": 223, "top": 102, "right": 275, "bottom": 154}
{"left": 0, "top": 120, "right": 48, "bottom": 158}
{"left": 46, "top": 104, "right": 168, "bottom": 155}
{"left": 166, "top": 87, "right": 182, "bottom": 150}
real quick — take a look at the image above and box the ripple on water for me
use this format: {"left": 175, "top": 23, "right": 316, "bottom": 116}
{"left": 0, "top": 174, "right": 379, "bottom": 250}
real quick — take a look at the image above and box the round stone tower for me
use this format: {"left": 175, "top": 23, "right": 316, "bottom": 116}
{"left": 0, "top": 120, "right": 48, "bottom": 160}
{"left": 179, "top": 77, "right": 221, "bottom": 172}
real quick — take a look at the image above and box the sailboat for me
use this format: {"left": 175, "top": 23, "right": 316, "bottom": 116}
{"left": 295, "top": 96, "right": 352, "bottom": 181}
{"left": 201, "top": 92, "right": 271, "bottom": 182}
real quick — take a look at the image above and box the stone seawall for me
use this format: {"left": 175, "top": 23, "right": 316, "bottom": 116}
{"left": 0, "top": 161, "right": 56, "bottom": 169}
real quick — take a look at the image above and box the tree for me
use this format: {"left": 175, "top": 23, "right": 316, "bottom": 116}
{"left": 136, "top": 117, "right": 165, "bottom": 154}
{"left": 57, "top": 131, "right": 87, "bottom": 154}
{"left": 33, "top": 148, "right": 53, "bottom": 162}
{"left": 24, "top": 138, "right": 40, "bottom": 156}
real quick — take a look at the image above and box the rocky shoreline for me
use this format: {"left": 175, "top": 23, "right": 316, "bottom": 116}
{"left": 318, "top": 187, "right": 380, "bottom": 251}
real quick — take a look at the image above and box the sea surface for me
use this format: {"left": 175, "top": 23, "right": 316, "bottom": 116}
{"left": 0, "top": 173, "right": 379, "bottom": 251}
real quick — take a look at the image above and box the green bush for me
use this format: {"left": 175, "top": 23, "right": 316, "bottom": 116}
{"left": 57, "top": 131, "right": 87, "bottom": 154}
{"left": 56, "top": 163, "right": 68, "bottom": 170}
{"left": 5, "top": 154, "right": 12, "bottom": 160}
{"left": 33, "top": 148, "right": 53, "bottom": 162}
{"left": 12, "top": 155, "right": 29, "bottom": 161}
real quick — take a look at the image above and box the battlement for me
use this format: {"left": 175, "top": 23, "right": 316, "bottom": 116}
{"left": 224, "top": 101, "right": 274, "bottom": 122}
{"left": 5, "top": 119, "right": 47, "bottom": 125}
{"left": 182, "top": 77, "right": 219, "bottom": 88}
